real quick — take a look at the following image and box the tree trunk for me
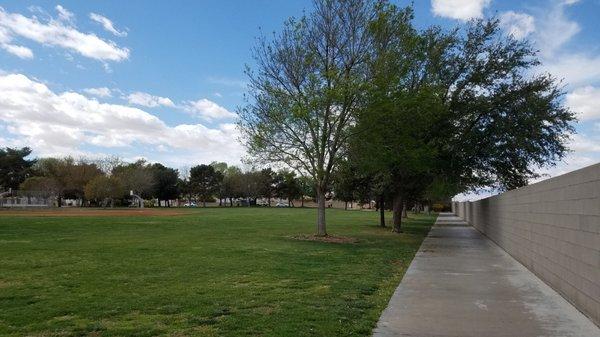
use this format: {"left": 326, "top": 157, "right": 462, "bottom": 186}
{"left": 316, "top": 187, "right": 327, "bottom": 236}
{"left": 344, "top": 201, "right": 348, "bottom": 210}
{"left": 379, "top": 195, "right": 386, "bottom": 227}
{"left": 203, "top": 199, "right": 206, "bottom": 208}
{"left": 402, "top": 202, "right": 408, "bottom": 218}
{"left": 268, "top": 196, "right": 271, "bottom": 206}
{"left": 301, "top": 196, "right": 304, "bottom": 207}
{"left": 392, "top": 193, "right": 403, "bottom": 233}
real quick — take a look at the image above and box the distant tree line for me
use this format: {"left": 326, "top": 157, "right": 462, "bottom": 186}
{"left": 0, "top": 148, "right": 316, "bottom": 208}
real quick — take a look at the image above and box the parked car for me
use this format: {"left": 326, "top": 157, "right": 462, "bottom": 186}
{"left": 275, "top": 201, "right": 289, "bottom": 207}
{"left": 183, "top": 202, "right": 197, "bottom": 207}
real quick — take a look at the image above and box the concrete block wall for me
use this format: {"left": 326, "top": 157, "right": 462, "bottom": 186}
{"left": 453, "top": 163, "right": 600, "bottom": 326}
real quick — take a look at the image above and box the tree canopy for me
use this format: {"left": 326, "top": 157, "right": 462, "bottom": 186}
{"left": 239, "top": 0, "right": 377, "bottom": 235}
{"left": 0, "top": 147, "right": 36, "bottom": 190}
{"left": 240, "top": 0, "right": 575, "bottom": 234}
{"left": 189, "top": 164, "right": 224, "bottom": 207}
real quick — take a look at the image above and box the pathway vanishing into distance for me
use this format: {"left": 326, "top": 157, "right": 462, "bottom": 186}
{"left": 373, "top": 213, "right": 600, "bottom": 337}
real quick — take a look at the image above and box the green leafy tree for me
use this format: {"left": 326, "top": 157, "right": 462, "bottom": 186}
{"left": 241, "top": 171, "right": 262, "bottom": 205}
{"left": 297, "top": 175, "right": 315, "bottom": 208}
{"left": 112, "top": 160, "right": 155, "bottom": 199}
{"left": 84, "top": 175, "right": 125, "bottom": 208}
{"left": 20, "top": 176, "right": 60, "bottom": 199}
{"left": 275, "top": 170, "right": 302, "bottom": 206}
{"left": 257, "top": 168, "right": 276, "bottom": 206}
{"left": 150, "top": 163, "right": 179, "bottom": 207}
{"left": 332, "top": 161, "right": 360, "bottom": 210}
{"left": 353, "top": 5, "right": 574, "bottom": 232}
{"left": 433, "top": 20, "right": 575, "bottom": 191}
{"left": 222, "top": 166, "right": 243, "bottom": 206}
{"left": 0, "top": 147, "right": 35, "bottom": 190}
{"left": 239, "top": 0, "right": 376, "bottom": 235}
{"left": 189, "top": 164, "right": 223, "bottom": 207}
{"left": 210, "top": 162, "right": 229, "bottom": 206}
{"left": 32, "top": 158, "right": 71, "bottom": 207}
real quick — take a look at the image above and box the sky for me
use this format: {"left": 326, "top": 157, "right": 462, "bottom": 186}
{"left": 0, "top": 0, "right": 599, "bottom": 188}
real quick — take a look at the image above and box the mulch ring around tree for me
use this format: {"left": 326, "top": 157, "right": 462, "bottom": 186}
{"left": 289, "top": 234, "right": 359, "bottom": 244}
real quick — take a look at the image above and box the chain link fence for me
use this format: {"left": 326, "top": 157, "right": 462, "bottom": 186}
{"left": 0, "top": 190, "right": 54, "bottom": 207}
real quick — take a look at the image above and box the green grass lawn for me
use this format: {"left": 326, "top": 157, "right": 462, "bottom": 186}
{"left": 0, "top": 208, "right": 436, "bottom": 337}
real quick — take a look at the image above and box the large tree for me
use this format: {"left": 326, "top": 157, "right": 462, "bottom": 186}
{"left": 434, "top": 20, "right": 574, "bottom": 191}
{"left": 210, "top": 162, "right": 230, "bottom": 206}
{"left": 84, "top": 175, "right": 125, "bottom": 208}
{"left": 257, "top": 168, "right": 276, "bottom": 206}
{"left": 31, "top": 157, "right": 115, "bottom": 206}
{"left": 332, "top": 162, "right": 357, "bottom": 211}
{"left": 353, "top": 5, "right": 575, "bottom": 232}
{"left": 150, "top": 163, "right": 179, "bottom": 207}
{"left": 222, "top": 165, "right": 243, "bottom": 206}
{"left": 189, "top": 164, "right": 223, "bottom": 207}
{"left": 20, "top": 176, "right": 60, "bottom": 199}
{"left": 32, "top": 157, "right": 72, "bottom": 207}
{"left": 275, "top": 170, "right": 302, "bottom": 206}
{"left": 0, "top": 147, "right": 35, "bottom": 190}
{"left": 112, "top": 160, "right": 155, "bottom": 199}
{"left": 239, "top": 0, "right": 375, "bottom": 236}
{"left": 64, "top": 160, "right": 103, "bottom": 203}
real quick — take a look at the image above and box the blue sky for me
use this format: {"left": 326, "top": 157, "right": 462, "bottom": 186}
{"left": 0, "top": 0, "right": 599, "bottom": 182}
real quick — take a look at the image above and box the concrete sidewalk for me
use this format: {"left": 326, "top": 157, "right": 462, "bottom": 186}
{"left": 373, "top": 213, "right": 600, "bottom": 337}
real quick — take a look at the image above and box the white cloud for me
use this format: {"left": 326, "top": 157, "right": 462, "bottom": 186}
{"left": 0, "top": 6, "right": 129, "bottom": 62}
{"left": 0, "top": 26, "right": 9, "bottom": 42}
{"left": 185, "top": 99, "right": 237, "bottom": 120}
{"left": 533, "top": 153, "right": 598, "bottom": 183}
{"left": 207, "top": 76, "right": 247, "bottom": 88}
{"left": 83, "top": 87, "right": 112, "bottom": 98}
{"left": 529, "top": 1, "right": 600, "bottom": 104}
{"left": 127, "top": 92, "right": 175, "bottom": 108}
{"left": 542, "top": 54, "right": 600, "bottom": 87}
{"left": 0, "top": 73, "right": 244, "bottom": 164}
{"left": 1, "top": 43, "right": 33, "bottom": 59}
{"left": 533, "top": 1, "right": 580, "bottom": 58}
{"left": 89, "top": 13, "right": 127, "bottom": 37}
{"left": 565, "top": 86, "right": 600, "bottom": 121}
{"left": 499, "top": 11, "right": 535, "bottom": 40}
{"left": 567, "top": 133, "right": 600, "bottom": 153}
{"left": 431, "top": 0, "right": 491, "bottom": 21}
{"left": 0, "top": 25, "right": 33, "bottom": 59}
{"left": 55, "top": 5, "right": 74, "bottom": 23}
{"left": 453, "top": 150, "right": 599, "bottom": 201}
